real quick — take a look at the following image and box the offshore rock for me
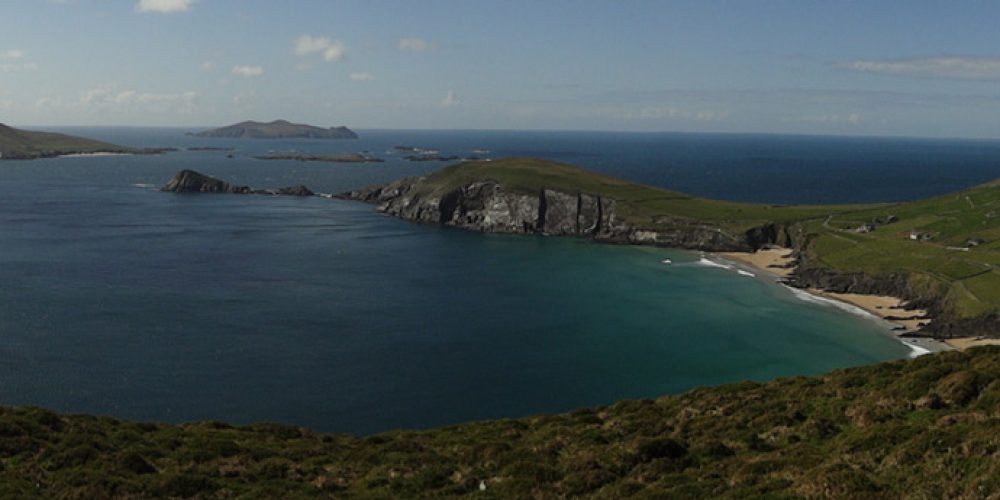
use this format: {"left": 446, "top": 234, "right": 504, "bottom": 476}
{"left": 160, "top": 169, "right": 313, "bottom": 196}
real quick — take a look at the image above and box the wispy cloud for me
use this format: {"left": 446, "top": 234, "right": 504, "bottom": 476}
{"left": 135, "top": 0, "right": 192, "bottom": 14}
{"left": 398, "top": 37, "right": 432, "bottom": 52}
{"left": 293, "top": 35, "right": 346, "bottom": 62}
{"left": 349, "top": 72, "right": 374, "bottom": 81}
{"left": 839, "top": 56, "right": 1000, "bottom": 81}
{"left": 76, "top": 84, "right": 200, "bottom": 113}
{"left": 440, "top": 90, "right": 458, "bottom": 108}
{"left": 231, "top": 65, "right": 263, "bottom": 78}
{"left": 199, "top": 61, "right": 214, "bottom": 72}
{"left": 0, "top": 49, "right": 24, "bottom": 60}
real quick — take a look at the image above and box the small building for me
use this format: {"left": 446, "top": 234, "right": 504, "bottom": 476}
{"left": 966, "top": 237, "right": 985, "bottom": 247}
{"left": 856, "top": 223, "right": 876, "bottom": 233}
{"left": 885, "top": 215, "right": 898, "bottom": 224}
{"left": 910, "top": 231, "right": 932, "bottom": 241}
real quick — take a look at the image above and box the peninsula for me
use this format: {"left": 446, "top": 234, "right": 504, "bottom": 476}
{"left": 187, "top": 120, "right": 358, "bottom": 139}
{"left": 161, "top": 169, "right": 314, "bottom": 196}
{"left": 339, "top": 157, "right": 1000, "bottom": 340}
{"left": 0, "top": 123, "right": 161, "bottom": 159}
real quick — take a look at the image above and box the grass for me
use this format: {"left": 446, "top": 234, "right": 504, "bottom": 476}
{"left": 415, "top": 158, "right": 1000, "bottom": 322}
{"left": 4, "top": 347, "right": 1000, "bottom": 497}
{"left": 0, "top": 123, "right": 132, "bottom": 159}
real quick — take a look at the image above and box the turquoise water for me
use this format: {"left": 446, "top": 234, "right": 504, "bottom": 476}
{"left": 4, "top": 128, "right": 993, "bottom": 434}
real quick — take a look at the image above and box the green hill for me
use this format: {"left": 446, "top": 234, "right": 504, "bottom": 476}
{"left": 348, "top": 158, "right": 1000, "bottom": 335}
{"left": 3, "top": 347, "right": 1000, "bottom": 498}
{"left": 187, "top": 120, "right": 358, "bottom": 139}
{"left": 0, "top": 123, "right": 133, "bottom": 159}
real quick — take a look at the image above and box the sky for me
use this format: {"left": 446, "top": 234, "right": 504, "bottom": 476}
{"left": 2, "top": 0, "right": 1000, "bottom": 138}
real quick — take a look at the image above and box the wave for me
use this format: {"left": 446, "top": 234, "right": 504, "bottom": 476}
{"left": 903, "top": 340, "right": 932, "bottom": 358}
{"left": 696, "top": 257, "right": 734, "bottom": 270}
{"left": 785, "top": 287, "right": 880, "bottom": 321}
{"left": 736, "top": 269, "right": 756, "bottom": 278}
{"left": 131, "top": 183, "right": 157, "bottom": 189}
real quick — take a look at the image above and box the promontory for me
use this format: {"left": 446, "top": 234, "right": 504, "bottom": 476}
{"left": 0, "top": 123, "right": 158, "bottom": 159}
{"left": 187, "top": 120, "right": 358, "bottom": 139}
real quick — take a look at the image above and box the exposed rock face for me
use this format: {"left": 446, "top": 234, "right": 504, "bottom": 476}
{"left": 160, "top": 169, "right": 313, "bottom": 196}
{"left": 339, "top": 177, "right": 777, "bottom": 251}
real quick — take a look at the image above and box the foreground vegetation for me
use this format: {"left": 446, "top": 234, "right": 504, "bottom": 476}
{"left": 409, "top": 159, "right": 1000, "bottom": 327}
{"left": 2, "top": 347, "right": 1000, "bottom": 497}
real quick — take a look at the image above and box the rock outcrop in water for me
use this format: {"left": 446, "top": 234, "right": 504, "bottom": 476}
{"left": 339, "top": 176, "right": 773, "bottom": 251}
{"left": 160, "top": 169, "right": 314, "bottom": 196}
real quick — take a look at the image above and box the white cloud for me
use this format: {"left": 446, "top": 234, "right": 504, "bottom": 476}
{"left": 441, "top": 90, "right": 458, "bottom": 108}
{"left": 77, "top": 84, "right": 199, "bottom": 113}
{"left": 613, "top": 105, "right": 729, "bottom": 122}
{"left": 293, "top": 35, "right": 346, "bottom": 62}
{"left": 232, "top": 65, "right": 263, "bottom": 78}
{"left": 399, "top": 37, "right": 432, "bottom": 51}
{"left": 784, "top": 113, "right": 864, "bottom": 125}
{"left": 135, "top": 0, "right": 192, "bottom": 13}
{"left": 200, "top": 61, "right": 214, "bottom": 71}
{"left": 349, "top": 72, "right": 374, "bottom": 81}
{"left": 0, "top": 62, "right": 38, "bottom": 72}
{"left": 0, "top": 49, "right": 24, "bottom": 60}
{"left": 839, "top": 56, "right": 1000, "bottom": 80}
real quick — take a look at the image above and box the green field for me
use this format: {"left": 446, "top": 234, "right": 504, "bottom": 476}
{"left": 3, "top": 347, "right": 1000, "bottom": 498}
{"left": 417, "top": 158, "right": 1000, "bottom": 323}
{"left": 0, "top": 123, "right": 132, "bottom": 159}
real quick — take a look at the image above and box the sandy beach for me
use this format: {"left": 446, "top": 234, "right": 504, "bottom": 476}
{"left": 715, "top": 247, "right": 952, "bottom": 354}
{"left": 943, "top": 338, "right": 1000, "bottom": 351}
{"left": 718, "top": 247, "right": 795, "bottom": 278}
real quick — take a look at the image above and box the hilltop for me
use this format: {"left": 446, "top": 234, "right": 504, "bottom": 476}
{"left": 3, "top": 346, "right": 1000, "bottom": 497}
{"left": 342, "top": 158, "right": 1000, "bottom": 338}
{"left": 187, "top": 120, "right": 358, "bottom": 139}
{"left": 0, "top": 123, "right": 135, "bottom": 159}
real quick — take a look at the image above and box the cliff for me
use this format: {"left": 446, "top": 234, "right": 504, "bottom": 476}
{"left": 338, "top": 160, "right": 804, "bottom": 252}
{"left": 187, "top": 120, "right": 358, "bottom": 139}
{"left": 161, "top": 169, "right": 313, "bottom": 196}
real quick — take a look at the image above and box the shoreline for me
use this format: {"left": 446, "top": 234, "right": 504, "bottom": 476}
{"left": 713, "top": 248, "right": 953, "bottom": 355}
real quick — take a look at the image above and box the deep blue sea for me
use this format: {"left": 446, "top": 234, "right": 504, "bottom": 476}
{"left": 3, "top": 128, "right": 1000, "bottom": 434}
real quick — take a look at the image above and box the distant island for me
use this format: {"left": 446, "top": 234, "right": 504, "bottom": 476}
{"left": 254, "top": 152, "right": 383, "bottom": 163}
{"left": 0, "top": 123, "right": 170, "bottom": 159}
{"left": 187, "top": 120, "right": 358, "bottom": 139}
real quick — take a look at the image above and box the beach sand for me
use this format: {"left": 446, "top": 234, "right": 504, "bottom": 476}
{"left": 944, "top": 338, "right": 1000, "bottom": 351}
{"left": 718, "top": 248, "right": 795, "bottom": 278}
{"left": 715, "top": 247, "right": 952, "bottom": 354}
{"left": 807, "top": 290, "right": 930, "bottom": 332}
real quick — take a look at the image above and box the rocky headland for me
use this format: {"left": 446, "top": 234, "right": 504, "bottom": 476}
{"left": 160, "top": 169, "right": 314, "bottom": 196}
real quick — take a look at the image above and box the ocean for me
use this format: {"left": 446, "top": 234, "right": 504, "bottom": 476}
{"left": 3, "top": 128, "right": 1000, "bottom": 434}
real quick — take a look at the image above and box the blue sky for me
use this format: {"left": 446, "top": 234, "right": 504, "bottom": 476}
{"left": 2, "top": 0, "right": 1000, "bottom": 138}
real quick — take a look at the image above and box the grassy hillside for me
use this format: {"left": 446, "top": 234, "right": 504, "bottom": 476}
{"left": 411, "top": 158, "right": 1000, "bottom": 323}
{"left": 3, "top": 347, "right": 1000, "bottom": 498}
{"left": 0, "top": 123, "right": 131, "bottom": 159}
{"left": 801, "top": 178, "right": 1000, "bottom": 318}
{"left": 420, "top": 158, "right": 870, "bottom": 235}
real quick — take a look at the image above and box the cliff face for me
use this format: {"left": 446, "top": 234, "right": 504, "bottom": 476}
{"left": 340, "top": 177, "right": 778, "bottom": 251}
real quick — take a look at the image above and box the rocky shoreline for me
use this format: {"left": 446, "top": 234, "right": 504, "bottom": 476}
{"left": 336, "top": 176, "right": 785, "bottom": 252}
{"left": 337, "top": 173, "right": 998, "bottom": 341}
{"left": 160, "top": 169, "right": 314, "bottom": 196}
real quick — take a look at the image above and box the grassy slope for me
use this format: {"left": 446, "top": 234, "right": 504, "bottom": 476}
{"left": 421, "top": 158, "right": 870, "bottom": 235}
{"left": 4, "top": 347, "right": 1000, "bottom": 498}
{"left": 418, "top": 158, "right": 1000, "bottom": 320}
{"left": 0, "top": 124, "right": 130, "bottom": 159}
{"left": 803, "top": 178, "right": 1000, "bottom": 317}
